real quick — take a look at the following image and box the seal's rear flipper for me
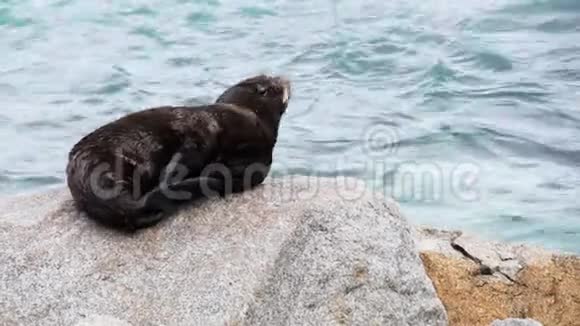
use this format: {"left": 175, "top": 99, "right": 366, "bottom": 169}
{"left": 142, "top": 176, "right": 226, "bottom": 213}
{"left": 130, "top": 211, "right": 166, "bottom": 231}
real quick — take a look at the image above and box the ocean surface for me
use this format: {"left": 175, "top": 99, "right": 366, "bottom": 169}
{"left": 1, "top": 0, "right": 579, "bottom": 253}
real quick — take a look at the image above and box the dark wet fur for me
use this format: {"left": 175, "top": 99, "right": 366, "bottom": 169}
{"left": 66, "top": 75, "right": 290, "bottom": 231}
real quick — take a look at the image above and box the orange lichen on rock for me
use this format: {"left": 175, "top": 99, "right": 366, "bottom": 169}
{"left": 420, "top": 252, "right": 580, "bottom": 326}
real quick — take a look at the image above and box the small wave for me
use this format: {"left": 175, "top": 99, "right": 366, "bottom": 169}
{"left": 130, "top": 26, "right": 168, "bottom": 45}
{"left": 480, "top": 127, "right": 580, "bottom": 167}
{"left": 177, "top": 0, "right": 220, "bottom": 6}
{"left": 458, "top": 51, "right": 513, "bottom": 72}
{"left": 306, "top": 138, "right": 359, "bottom": 154}
{"left": 19, "top": 120, "right": 64, "bottom": 129}
{"left": 392, "top": 133, "right": 447, "bottom": 149}
{"left": 510, "top": 161, "right": 540, "bottom": 169}
{"left": 83, "top": 69, "right": 132, "bottom": 96}
{"left": 469, "top": 90, "right": 549, "bottom": 101}
{"left": 119, "top": 6, "right": 156, "bottom": 17}
{"left": 129, "top": 90, "right": 156, "bottom": 103}
{"left": 421, "top": 90, "right": 459, "bottom": 103}
{"left": 238, "top": 7, "right": 277, "bottom": 18}
{"left": 288, "top": 125, "right": 313, "bottom": 135}
{"left": 287, "top": 43, "right": 331, "bottom": 65}
{"left": 505, "top": 224, "right": 572, "bottom": 245}
{"left": 537, "top": 181, "right": 574, "bottom": 191}
{"left": 0, "top": 8, "right": 34, "bottom": 28}
{"left": 81, "top": 97, "right": 105, "bottom": 105}
{"left": 366, "top": 38, "right": 407, "bottom": 55}
{"left": 0, "top": 114, "right": 9, "bottom": 126}
{"left": 464, "top": 17, "right": 528, "bottom": 33}
{"left": 413, "top": 33, "right": 447, "bottom": 46}
{"left": 17, "top": 176, "right": 63, "bottom": 185}
{"left": 49, "top": 99, "right": 73, "bottom": 105}
{"left": 328, "top": 48, "right": 396, "bottom": 78}
{"left": 275, "top": 167, "right": 362, "bottom": 178}
{"left": 92, "top": 80, "right": 130, "bottom": 95}
{"left": 0, "top": 83, "right": 18, "bottom": 96}
{"left": 542, "top": 46, "right": 580, "bottom": 59}
{"left": 0, "top": 174, "right": 63, "bottom": 188}
{"left": 500, "top": 0, "right": 580, "bottom": 14}
{"left": 537, "top": 18, "right": 580, "bottom": 33}
{"left": 490, "top": 187, "right": 513, "bottom": 195}
{"left": 167, "top": 57, "right": 199, "bottom": 68}
{"left": 185, "top": 11, "right": 217, "bottom": 27}
{"left": 546, "top": 69, "right": 580, "bottom": 81}
{"left": 525, "top": 108, "right": 580, "bottom": 128}
{"left": 462, "top": 85, "right": 551, "bottom": 103}
{"left": 426, "top": 61, "right": 457, "bottom": 84}
{"left": 98, "top": 107, "right": 133, "bottom": 116}
{"left": 499, "top": 214, "right": 532, "bottom": 223}
{"left": 64, "top": 114, "right": 86, "bottom": 123}
{"left": 393, "top": 127, "right": 499, "bottom": 159}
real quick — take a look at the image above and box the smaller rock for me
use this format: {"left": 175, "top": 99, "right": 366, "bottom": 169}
{"left": 417, "top": 226, "right": 579, "bottom": 326}
{"left": 490, "top": 318, "right": 543, "bottom": 326}
{"left": 414, "top": 227, "right": 555, "bottom": 283}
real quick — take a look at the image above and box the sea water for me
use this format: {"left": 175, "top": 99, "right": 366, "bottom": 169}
{"left": 0, "top": 0, "right": 579, "bottom": 253}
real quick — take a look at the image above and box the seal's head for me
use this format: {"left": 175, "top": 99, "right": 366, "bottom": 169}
{"left": 216, "top": 75, "right": 291, "bottom": 118}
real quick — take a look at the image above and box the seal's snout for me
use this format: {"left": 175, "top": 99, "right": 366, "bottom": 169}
{"left": 273, "top": 76, "right": 291, "bottom": 105}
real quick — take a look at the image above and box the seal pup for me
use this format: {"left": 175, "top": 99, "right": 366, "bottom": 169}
{"left": 66, "top": 75, "right": 291, "bottom": 231}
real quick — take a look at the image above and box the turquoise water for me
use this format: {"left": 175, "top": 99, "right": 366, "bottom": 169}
{"left": 0, "top": 0, "right": 579, "bottom": 253}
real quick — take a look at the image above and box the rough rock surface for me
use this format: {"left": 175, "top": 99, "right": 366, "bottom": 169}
{"left": 0, "top": 177, "right": 447, "bottom": 326}
{"left": 75, "top": 315, "right": 133, "bottom": 326}
{"left": 416, "top": 228, "right": 580, "bottom": 326}
{"left": 490, "top": 318, "right": 543, "bottom": 326}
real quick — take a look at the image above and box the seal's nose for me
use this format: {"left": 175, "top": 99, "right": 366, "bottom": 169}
{"left": 274, "top": 76, "right": 291, "bottom": 104}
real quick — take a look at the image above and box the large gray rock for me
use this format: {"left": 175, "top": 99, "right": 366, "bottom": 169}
{"left": 75, "top": 315, "right": 133, "bottom": 326}
{"left": 0, "top": 177, "right": 447, "bottom": 326}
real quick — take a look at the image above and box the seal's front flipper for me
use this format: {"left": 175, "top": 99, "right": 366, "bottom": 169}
{"left": 142, "top": 176, "right": 225, "bottom": 212}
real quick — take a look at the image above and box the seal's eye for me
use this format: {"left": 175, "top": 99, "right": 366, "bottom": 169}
{"left": 256, "top": 84, "right": 269, "bottom": 97}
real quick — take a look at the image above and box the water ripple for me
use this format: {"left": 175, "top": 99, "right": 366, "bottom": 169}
{"left": 0, "top": 8, "right": 34, "bottom": 28}
{"left": 0, "top": 114, "right": 9, "bottom": 126}
{"left": 454, "top": 51, "right": 513, "bottom": 72}
{"left": 75, "top": 68, "right": 132, "bottom": 96}
{"left": 0, "top": 175, "right": 63, "bottom": 191}
{"left": 462, "top": 85, "right": 551, "bottom": 103}
{"left": 466, "top": 17, "right": 528, "bottom": 33}
{"left": 238, "top": 7, "right": 276, "bottom": 18}
{"left": 130, "top": 26, "right": 168, "bottom": 45}
{"left": 480, "top": 127, "right": 580, "bottom": 166}
{"left": 167, "top": 57, "right": 199, "bottom": 67}
{"left": 500, "top": 0, "right": 580, "bottom": 14}
{"left": 306, "top": 138, "right": 359, "bottom": 154}
{"left": 185, "top": 11, "right": 217, "bottom": 27}
{"left": 538, "top": 181, "right": 574, "bottom": 191}
{"left": 93, "top": 80, "right": 130, "bottom": 95}
{"left": 119, "top": 6, "right": 156, "bottom": 17}
{"left": 19, "top": 120, "right": 65, "bottom": 130}
{"left": 537, "top": 18, "right": 580, "bottom": 33}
